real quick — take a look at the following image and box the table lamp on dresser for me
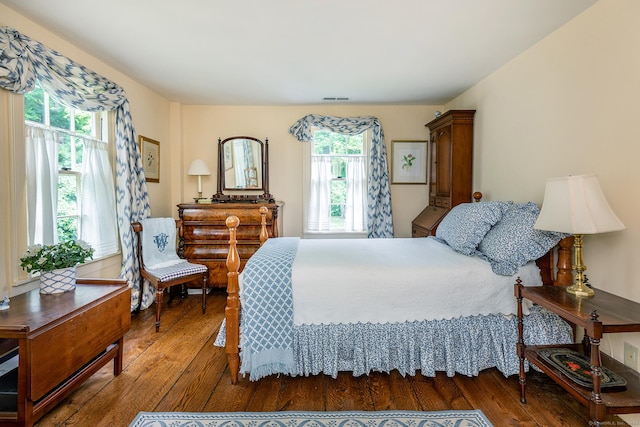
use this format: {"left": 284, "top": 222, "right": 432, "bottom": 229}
{"left": 534, "top": 173, "right": 625, "bottom": 297}
{"left": 187, "top": 159, "right": 211, "bottom": 202}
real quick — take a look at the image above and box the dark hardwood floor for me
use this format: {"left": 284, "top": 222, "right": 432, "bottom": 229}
{"left": 35, "top": 289, "right": 630, "bottom": 427}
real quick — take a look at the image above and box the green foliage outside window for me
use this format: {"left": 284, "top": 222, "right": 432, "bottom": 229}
{"left": 24, "top": 82, "right": 93, "bottom": 243}
{"left": 57, "top": 174, "right": 78, "bottom": 240}
{"left": 312, "top": 131, "right": 365, "bottom": 228}
{"left": 24, "top": 84, "right": 92, "bottom": 133}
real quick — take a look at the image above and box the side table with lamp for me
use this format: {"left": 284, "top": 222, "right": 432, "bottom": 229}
{"left": 515, "top": 173, "right": 638, "bottom": 426}
{"left": 533, "top": 173, "right": 626, "bottom": 297}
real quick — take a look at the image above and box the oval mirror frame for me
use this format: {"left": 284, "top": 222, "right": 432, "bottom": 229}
{"left": 212, "top": 136, "right": 274, "bottom": 203}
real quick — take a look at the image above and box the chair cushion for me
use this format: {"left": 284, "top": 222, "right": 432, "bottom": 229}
{"left": 146, "top": 260, "right": 207, "bottom": 282}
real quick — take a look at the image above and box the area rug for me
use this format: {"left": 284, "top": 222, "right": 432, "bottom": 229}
{"left": 129, "top": 410, "right": 493, "bottom": 427}
{"left": 537, "top": 348, "right": 627, "bottom": 388}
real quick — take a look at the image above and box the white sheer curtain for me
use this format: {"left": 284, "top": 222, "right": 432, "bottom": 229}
{"left": 307, "top": 156, "right": 332, "bottom": 231}
{"left": 344, "top": 156, "right": 366, "bottom": 232}
{"left": 233, "top": 141, "right": 247, "bottom": 188}
{"left": 1, "top": 26, "right": 151, "bottom": 311}
{"left": 24, "top": 124, "right": 58, "bottom": 246}
{"left": 80, "top": 139, "right": 118, "bottom": 258}
{"left": 289, "top": 114, "right": 393, "bottom": 237}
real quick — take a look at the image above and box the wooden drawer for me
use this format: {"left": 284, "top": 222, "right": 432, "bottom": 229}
{"left": 412, "top": 224, "right": 431, "bottom": 238}
{"left": 177, "top": 202, "right": 280, "bottom": 288}
{"left": 197, "top": 259, "right": 251, "bottom": 287}
{"left": 183, "top": 224, "right": 269, "bottom": 241}
{"left": 183, "top": 242, "right": 259, "bottom": 260}
{"left": 434, "top": 197, "right": 451, "bottom": 208}
{"left": 181, "top": 207, "right": 274, "bottom": 223}
{"left": 411, "top": 206, "right": 448, "bottom": 237}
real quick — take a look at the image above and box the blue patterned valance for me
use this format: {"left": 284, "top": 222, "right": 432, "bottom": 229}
{"left": 289, "top": 114, "right": 393, "bottom": 238}
{"left": 0, "top": 26, "right": 152, "bottom": 310}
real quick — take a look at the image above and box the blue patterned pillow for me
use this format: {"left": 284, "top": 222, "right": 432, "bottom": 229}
{"left": 435, "top": 201, "right": 513, "bottom": 255}
{"left": 477, "top": 202, "right": 566, "bottom": 275}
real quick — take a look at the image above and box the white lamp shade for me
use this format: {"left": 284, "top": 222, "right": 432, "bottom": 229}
{"left": 187, "top": 159, "right": 211, "bottom": 176}
{"left": 534, "top": 173, "right": 625, "bottom": 234}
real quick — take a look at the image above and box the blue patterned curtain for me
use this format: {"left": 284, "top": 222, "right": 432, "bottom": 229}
{"left": 289, "top": 114, "right": 393, "bottom": 238}
{"left": 0, "top": 27, "right": 152, "bottom": 310}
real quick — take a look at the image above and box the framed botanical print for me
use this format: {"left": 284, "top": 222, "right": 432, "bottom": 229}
{"left": 391, "top": 140, "right": 427, "bottom": 184}
{"left": 139, "top": 135, "right": 160, "bottom": 183}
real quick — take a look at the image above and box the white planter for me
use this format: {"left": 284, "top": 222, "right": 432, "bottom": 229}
{"left": 39, "top": 267, "right": 76, "bottom": 294}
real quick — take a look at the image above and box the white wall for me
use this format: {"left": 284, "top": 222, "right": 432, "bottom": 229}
{"left": 450, "top": 0, "right": 640, "bottom": 301}
{"left": 446, "top": 1, "right": 640, "bottom": 412}
{"left": 178, "top": 105, "right": 436, "bottom": 238}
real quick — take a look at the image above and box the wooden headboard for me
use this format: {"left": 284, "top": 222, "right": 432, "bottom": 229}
{"left": 535, "top": 235, "right": 574, "bottom": 287}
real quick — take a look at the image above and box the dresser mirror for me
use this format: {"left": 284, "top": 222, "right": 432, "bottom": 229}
{"left": 212, "top": 136, "right": 274, "bottom": 202}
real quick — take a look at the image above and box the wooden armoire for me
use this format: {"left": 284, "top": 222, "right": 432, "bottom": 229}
{"left": 411, "top": 110, "right": 475, "bottom": 237}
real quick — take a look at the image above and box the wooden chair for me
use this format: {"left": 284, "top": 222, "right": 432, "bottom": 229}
{"left": 132, "top": 219, "right": 208, "bottom": 332}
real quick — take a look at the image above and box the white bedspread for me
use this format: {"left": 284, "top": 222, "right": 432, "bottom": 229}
{"left": 291, "top": 237, "right": 540, "bottom": 325}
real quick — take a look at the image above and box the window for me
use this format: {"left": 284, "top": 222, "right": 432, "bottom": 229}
{"left": 303, "top": 129, "right": 369, "bottom": 235}
{"left": 23, "top": 81, "right": 118, "bottom": 258}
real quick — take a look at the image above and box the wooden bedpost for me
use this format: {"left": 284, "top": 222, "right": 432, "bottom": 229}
{"left": 535, "top": 235, "right": 575, "bottom": 286}
{"left": 259, "top": 206, "right": 269, "bottom": 245}
{"left": 225, "top": 215, "right": 241, "bottom": 384}
{"left": 555, "top": 236, "right": 574, "bottom": 286}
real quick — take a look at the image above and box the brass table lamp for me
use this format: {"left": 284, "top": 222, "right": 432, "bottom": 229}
{"left": 534, "top": 174, "right": 625, "bottom": 297}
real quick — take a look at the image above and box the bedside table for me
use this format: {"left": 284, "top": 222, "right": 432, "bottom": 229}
{"left": 515, "top": 280, "right": 640, "bottom": 426}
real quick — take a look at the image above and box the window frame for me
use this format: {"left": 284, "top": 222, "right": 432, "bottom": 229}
{"left": 8, "top": 89, "right": 119, "bottom": 288}
{"left": 25, "top": 83, "right": 110, "bottom": 242}
{"left": 302, "top": 128, "right": 370, "bottom": 239}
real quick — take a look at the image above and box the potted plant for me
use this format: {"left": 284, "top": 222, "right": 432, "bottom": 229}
{"left": 20, "top": 240, "right": 94, "bottom": 294}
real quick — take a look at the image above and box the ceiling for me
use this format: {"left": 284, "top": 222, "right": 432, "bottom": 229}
{"left": 2, "top": 0, "right": 597, "bottom": 105}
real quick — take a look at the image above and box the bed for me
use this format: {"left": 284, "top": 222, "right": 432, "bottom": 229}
{"left": 218, "top": 200, "right": 575, "bottom": 384}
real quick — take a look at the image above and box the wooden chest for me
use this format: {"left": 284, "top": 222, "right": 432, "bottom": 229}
{"left": 177, "top": 203, "right": 280, "bottom": 288}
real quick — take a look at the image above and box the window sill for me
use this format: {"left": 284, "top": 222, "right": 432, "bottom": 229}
{"left": 12, "top": 252, "right": 123, "bottom": 296}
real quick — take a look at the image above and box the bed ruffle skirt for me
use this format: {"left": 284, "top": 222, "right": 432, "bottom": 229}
{"left": 214, "top": 305, "right": 572, "bottom": 380}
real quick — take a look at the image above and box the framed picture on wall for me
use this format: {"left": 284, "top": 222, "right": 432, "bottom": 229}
{"left": 139, "top": 135, "right": 160, "bottom": 183}
{"left": 391, "top": 140, "right": 427, "bottom": 184}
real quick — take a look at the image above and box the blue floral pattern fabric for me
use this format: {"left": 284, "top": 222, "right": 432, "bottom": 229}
{"left": 289, "top": 114, "right": 393, "bottom": 238}
{"left": 0, "top": 27, "right": 151, "bottom": 310}
{"left": 292, "top": 305, "right": 571, "bottom": 378}
{"left": 477, "top": 202, "right": 566, "bottom": 275}
{"left": 216, "top": 304, "right": 572, "bottom": 379}
{"left": 435, "top": 201, "right": 512, "bottom": 255}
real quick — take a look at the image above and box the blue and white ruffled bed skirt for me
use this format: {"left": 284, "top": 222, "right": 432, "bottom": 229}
{"left": 215, "top": 304, "right": 572, "bottom": 380}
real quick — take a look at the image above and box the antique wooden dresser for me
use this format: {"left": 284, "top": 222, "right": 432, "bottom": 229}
{"left": 177, "top": 202, "right": 280, "bottom": 288}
